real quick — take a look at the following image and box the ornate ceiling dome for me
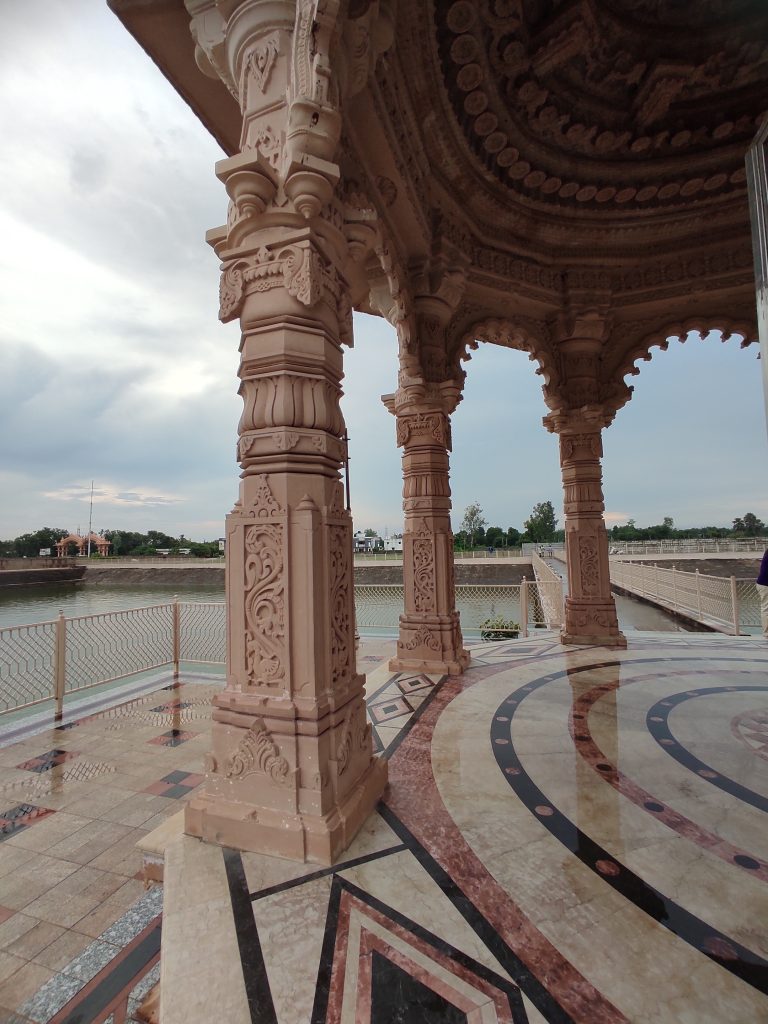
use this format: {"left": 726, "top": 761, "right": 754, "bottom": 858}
{"left": 431, "top": 0, "right": 768, "bottom": 217}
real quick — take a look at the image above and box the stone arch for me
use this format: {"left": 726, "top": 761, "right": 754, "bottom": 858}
{"left": 612, "top": 316, "right": 759, "bottom": 385}
{"left": 453, "top": 316, "right": 559, "bottom": 404}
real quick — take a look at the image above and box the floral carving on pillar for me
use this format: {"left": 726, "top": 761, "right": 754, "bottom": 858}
{"left": 225, "top": 720, "right": 290, "bottom": 784}
{"left": 245, "top": 34, "right": 279, "bottom": 93}
{"left": 578, "top": 536, "right": 600, "bottom": 596}
{"left": 329, "top": 525, "right": 352, "bottom": 686}
{"left": 404, "top": 626, "right": 441, "bottom": 652}
{"left": 244, "top": 523, "right": 285, "bottom": 688}
{"left": 413, "top": 535, "right": 435, "bottom": 612}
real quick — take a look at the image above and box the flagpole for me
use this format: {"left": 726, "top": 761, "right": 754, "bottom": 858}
{"left": 87, "top": 481, "right": 94, "bottom": 557}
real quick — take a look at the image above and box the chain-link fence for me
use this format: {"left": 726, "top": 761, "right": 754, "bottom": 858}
{"left": 0, "top": 581, "right": 569, "bottom": 719}
{"left": 0, "top": 619, "right": 57, "bottom": 714}
{"left": 179, "top": 602, "right": 226, "bottom": 663}
{"left": 65, "top": 605, "right": 174, "bottom": 694}
{"left": 609, "top": 561, "right": 759, "bottom": 634}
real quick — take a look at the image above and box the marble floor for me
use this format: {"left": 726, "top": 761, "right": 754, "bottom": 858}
{"left": 0, "top": 632, "right": 766, "bottom": 1021}
{"left": 160, "top": 631, "right": 768, "bottom": 1024}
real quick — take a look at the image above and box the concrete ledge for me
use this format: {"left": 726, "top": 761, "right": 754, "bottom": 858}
{"left": 137, "top": 809, "right": 186, "bottom": 885}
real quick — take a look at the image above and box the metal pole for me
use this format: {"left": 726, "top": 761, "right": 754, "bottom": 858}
{"left": 696, "top": 569, "right": 702, "bottom": 619}
{"left": 54, "top": 611, "right": 66, "bottom": 722}
{"left": 87, "top": 480, "right": 94, "bottom": 558}
{"left": 172, "top": 596, "right": 180, "bottom": 681}
{"left": 521, "top": 577, "right": 529, "bottom": 638}
{"left": 343, "top": 432, "right": 351, "bottom": 512}
{"left": 730, "top": 576, "right": 740, "bottom": 636}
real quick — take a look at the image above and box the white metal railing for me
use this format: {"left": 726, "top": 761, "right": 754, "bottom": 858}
{"left": 354, "top": 582, "right": 562, "bottom": 636}
{"left": 608, "top": 538, "right": 765, "bottom": 555}
{"left": 0, "top": 582, "right": 566, "bottom": 719}
{"left": 529, "top": 553, "right": 565, "bottom": 628}
{"left": 609, "top": 561, "right": 760, "bottom": 634}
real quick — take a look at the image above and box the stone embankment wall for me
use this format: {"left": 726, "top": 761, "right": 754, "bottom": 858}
{"left": 0, "top": 561, "right": 536, "bottom": 589}
{"left": 83, "top": 565, "right": 226, "bottom": 586}
{"left": 0, "top": 557, "right": 78, "bottom": 570}
{"left": 0, "top": 567, "right": 86, "bottom": 588}
{"left": 354, "top": 563, "right": 533, "bottom": 585}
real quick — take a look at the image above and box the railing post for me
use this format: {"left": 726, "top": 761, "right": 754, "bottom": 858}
{"left": 730, "top": 576, "right": 740, "bottom": 636}
{"left": 54, "top": 611, "right": 66, "bottom": 722}
{"left": 521, "top": 577, "right": 529, "bottom": 638}
{"left": 672, "top": 567, "right": 677, "bottom": 611}
{"left": 172, "top": 596, "right": 180, "bottom": 681}
{"left": 695, "top": 570, "right": 702, "bottom": 619}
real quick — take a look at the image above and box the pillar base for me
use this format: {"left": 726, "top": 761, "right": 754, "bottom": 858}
{"left": 184, "top": 755, "right": 387, "bottom": 867}
{"left": 388, "top": 652, "right": 470, "bottom": 676}
{"left": 390, "top": 614, "right": 469, "bottom": 676}
{"left": 560, "top": 629, "right": 627, "bottom": 649}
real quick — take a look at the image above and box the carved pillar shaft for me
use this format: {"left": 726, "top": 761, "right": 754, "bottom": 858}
{"left": 551, "top": 419, "right": 626, "bottom": 648}
{"left": 184, "top": 0, "right": 385, "bottom": 864}
{"left": 382, "top": 388, "right": 469, "bottom": 675}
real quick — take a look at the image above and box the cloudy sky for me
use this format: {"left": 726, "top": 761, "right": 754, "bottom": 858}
{"left": 1, "top": 1, "right": 766, "bottom": 543}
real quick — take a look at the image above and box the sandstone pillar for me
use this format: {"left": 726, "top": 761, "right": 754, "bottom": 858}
{"left": 184, "top": 0, "right": 386, "bottom": 864}
{"left": 382, "top": 382, "right": 469, "bottom": 675}
{"left": 545, "top": 409, "right": 626, "bottom": 648}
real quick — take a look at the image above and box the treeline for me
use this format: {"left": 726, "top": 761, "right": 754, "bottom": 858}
{"left": 454, "top": 526, "right": 566, "bottom": 549}
{"left": 0, "top": 527, "right": 221, "bottom": 559}
{"left": 609, "top": 513, "right": 766, "bottom": 542}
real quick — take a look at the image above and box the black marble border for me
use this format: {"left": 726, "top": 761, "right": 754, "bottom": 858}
{"left": 311, "top": 872, "right": 530, "bottom": 1024}
{"left": 56, "top": 917, "right": 161, "bottom": 1024}
{"left": 646, "top": 683, "right": 768, "bottom": 813}
{"left": 223, "top": 847, "right": 278, "bottom": 1024}
{"left": 249, "top": 843, "right": 406, "bottom": 902}
{"left": 378, "top": 803, "right": 573, "bottom": 1023}
{"left": 491, "top": 658, "right": 768, "bottom": 995}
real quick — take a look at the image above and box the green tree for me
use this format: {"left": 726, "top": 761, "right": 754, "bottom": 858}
{"left": 460, "top": 502, "right": 487, "bottom": 548}
{"left": 13, "top": 527, "right": 69, "bottom": 557}
{"left": 523, "top": 501, "right": 557, "bottom": 542}
{"left": 485, "top": 526, "right": 504, "bottom": 547}
{"left": 364, "top": 528, "right": 377, "bottom": 537}
{"left": 741, "top": 512, "right": 766, "bottom": 535}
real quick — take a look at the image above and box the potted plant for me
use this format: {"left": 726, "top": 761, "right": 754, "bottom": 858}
{"left": 480, "top": 615, "right": 521, "bottom": 640}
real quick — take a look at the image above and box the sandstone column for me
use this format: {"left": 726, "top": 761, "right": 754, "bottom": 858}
{"left": 184, "top": 0, "right": 386, "bottom": 864}
{"left": 381, "top": 377, "right": 468, "bottom": 675}
{"left": 545, "top": 407, "right": 626, "bottom": 647}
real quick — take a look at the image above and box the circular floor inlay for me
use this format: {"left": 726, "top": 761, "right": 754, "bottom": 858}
{"left": 733, "top": 855, "right": 760, "bottom": 870}
{"left": 702, "top": 936, "right": 738, "bottom": 961}
{"left": 596, "top": 859, "right": 620, "bottom": 876}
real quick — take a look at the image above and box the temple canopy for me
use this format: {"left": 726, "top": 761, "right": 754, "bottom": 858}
{"left": 106, "top": 0, "right": 767, "bottom": 863}
{"left": 56, "top": 532, "right": 111, "bottom": 556}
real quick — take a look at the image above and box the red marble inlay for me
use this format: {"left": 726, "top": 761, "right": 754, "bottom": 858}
{"left": 385, "top": 663, "right": 629, "bottom": 1024}
{"left": 568, "top": 674, "right": 768, "bottom": 881}
{"left": 330, "top": 885, "right": 516, "bottom": 1024}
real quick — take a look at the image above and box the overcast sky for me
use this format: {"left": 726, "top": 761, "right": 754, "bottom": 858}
{"left": 1, "top": 1, "right": 766, "bottom": 542}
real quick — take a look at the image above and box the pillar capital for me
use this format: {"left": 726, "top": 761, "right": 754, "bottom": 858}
{"left": 543, "top": 403, "right": 615, "bottom": 436}
{"left": 382, "top": 377, "right": 464, "bottom": 422}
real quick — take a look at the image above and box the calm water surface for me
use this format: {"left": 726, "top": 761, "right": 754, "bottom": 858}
{"left": 0, "top": 579, "right": 688, "bottom": 633}
{"left": 0, "top": 583, "right": 225, "bottom": 628}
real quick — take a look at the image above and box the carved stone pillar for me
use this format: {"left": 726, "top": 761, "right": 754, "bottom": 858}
{"left": 545, "top": 408, "right": 626, "bottom": 648}
{"left": 382, "top": 381, "right": 469, "bottom": 675}
{"left": 184, "top": 0, "right": 386, "bottom": 864}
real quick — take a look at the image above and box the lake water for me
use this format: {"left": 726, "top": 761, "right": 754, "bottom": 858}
{"left": 0, "top": 579, "right": 689, "bottom": 634}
